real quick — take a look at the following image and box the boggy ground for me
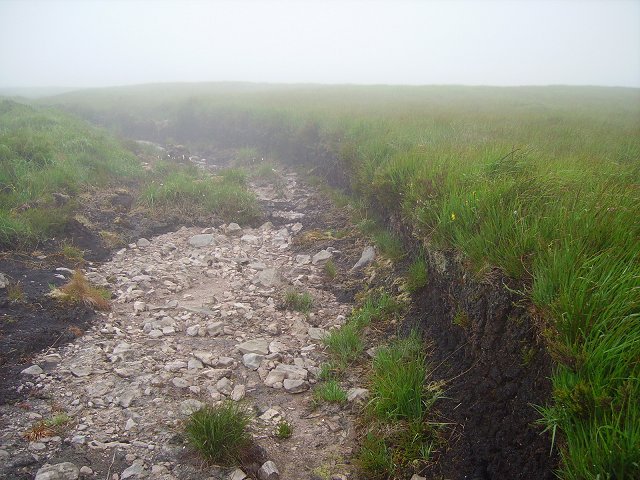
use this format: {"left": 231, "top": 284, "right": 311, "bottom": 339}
{"left": 0, "top": 170, "right": 372, "bottom": 480}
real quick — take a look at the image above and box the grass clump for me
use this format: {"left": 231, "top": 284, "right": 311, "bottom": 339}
{"left": 324, "top": 322, "right": 363, "bottom": 368}
{"left": 357, "top": 432, "right": 395, "bottom": 478}
{"left": 351, "top": 290, "right": 404, "bottom": 328}
{"left": 405, "top": 256, "right": 428, "bottom": 293}
{"left": 452, "top": 310, "right": 470, "bottom": 329}
{"left": 373, "top": 230, "right": 404, "bottom": 261}
{"left": 51, "top": 270, "right": 111, "bottom": 311}
{"left": 7, "top": 282, "right": 25, "bottom": 302}
{"left": 283, "top": 289, "right": 314, "bottom": 313}
{"left": 274, "top": 420, "right": 293, "bottom": 439}
{"left": 369, "top": 334, "right": 438, "bottom": 421}
{"left": 60, "top": 241, "right": 84, "bottom": 263}
{"left": 358, "top": 333, "right": 442, "bottom": 478}
{"left": 185, "top": 402, "right": 251, "bottom": 466}
{"left": 323, "top": 259, "right": 337, "bottom": 279}
{"left": 139, "top": 163, "right": 260, "bottom": 224}
{"left": 314, "top": 380, "right": 348, "bottom": 404}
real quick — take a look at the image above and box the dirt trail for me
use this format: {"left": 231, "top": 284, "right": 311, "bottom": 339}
{"left": 0, "top": 172, "right": 367, "bottom": 480}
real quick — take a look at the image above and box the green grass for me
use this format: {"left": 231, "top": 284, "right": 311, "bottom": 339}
{"left": 139, "top": 163, "right": 259, "bottom": 224}
{"left": 323, "top": 259, "right": 337, "bottom": 279}
{"left": 43, "top": 84, "right": 640, "bottom": 479}
{"left": 323, "top": 322, "right": 363, "bottom": 368}
{"left": 369, "top": 334, "right": 439, "bottom": 421}
{"left": 60, "top": 242, "right": 84, "bottom": 263}
{"left": 351, "top": 290, "right": 404, "bottom": 328}
{"left": 314, "top": 380, "right": 348, "bottom": 404}
{"left": 184, "top": 402, "right": 251, "bottom": 466}
{"left": 0, "top": 99, "right": 142, "bottom": 246}
{"left": 373, "top": 230, "right": 405, "bottom": 261}
{"left": 274, "top": 420, "right": 293, "bottom": 439}
{"left": 405, "top": 256, "right": 428, "bottom": 292}
{"left": 359, "top": 334, "right": 443, "bottom": 478}
{"left": 283, "top": 290, "right": 314, "bottom": 313}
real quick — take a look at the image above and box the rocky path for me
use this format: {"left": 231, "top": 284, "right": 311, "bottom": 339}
{"left": 0, "top": 173, "right": 369, "bottom": 480}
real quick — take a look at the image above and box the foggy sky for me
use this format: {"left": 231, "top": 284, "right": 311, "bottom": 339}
{"left": 0, "top": 0, "right": 639, "bottom": 88}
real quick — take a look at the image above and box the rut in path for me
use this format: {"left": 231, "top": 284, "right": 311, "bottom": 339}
{"left": 0, "top": 172, "right": 370, "bottom": 480}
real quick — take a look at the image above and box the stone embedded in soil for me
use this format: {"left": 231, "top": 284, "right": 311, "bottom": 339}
{"left": 34, "top": 462, "right": 80, "bottom": 480}
{"left": 295, "top": 254, "right": 311, "bottom": 265}
{"left": 21, "top": 364, "right": 43, "bottom": 375}
{"left": 257, "top": 461, "right": 280, "bottom": 480}
{"left": 188, "top": 234, "right": 215, "bottom": 247}
{"left": 308, "top": 327, "right": 328, "bottom": 341}
{"left": 350, "top": 246, "right": 375, "bottom": 271}
{"left": 243, "top": 353, "right": 264, "bottom": 370}
{"left": 256, "top": 268, "right": 282, "bottom": 287}
{"left": 0, "top": 272, "right": 8, "bottom": 288}
{"left": 347, "top": 388, "right": 369, "bottom": 403}
{"left": 228, "top": 469, "right": 247, "bottom": 480}
{"left": 121, "top": 460, "right": 145, "bottom": 479}
{"left": 136, "top": 238, "right": 151, "bottom": 247}
{"left": 283, "top": 379, "right": 309, "bottom": 393}
{"left": 70, "top": 366, "right": 91, "bottom": 377}
{"left": 180, "top": 399, "right": 204, "bottom": 415}
{"left": 312, "top": 249, "right": 333, "bottom": 265}
{"left": 226, "top": 223, "right": 243, "bottom": 235}
{"left": 237, "top": 339, "right": 270, "bottom": 355}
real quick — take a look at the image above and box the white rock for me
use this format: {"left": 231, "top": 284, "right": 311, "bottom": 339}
{"left": 21, "top": 364, "right": 44, "bottom": 375}
{"left": 231, "top": 384, "right": 246, "bottom": 401}
{"left": 121, "top": 460, "right": 145, "bottom": 479}
{"left": 226, "top": 223, "right": 243, "bottom": 235}
{"left": 237, "top": 339, "right": 270, "bottom": 355}
{"left": 71, "top": 366, "right": 91, "bottom": 377}
{"left": 0, "top": 273, "right": 8, "bottom": 289}
{"left": 242, "top": 353, "right": 263, "bottom": 370}
{"left": 308, "top": 327, "right": 328, "bottom": 341}
{"left": 133, "top": 301, "right": 147, "bottom": 314}
{"left": 216, "top": 377, "right": 233, "bottom": 395}
{"left": 179, "top": 399, "right": 204, "bottom": 415}
{"left": 136, "top": 238, "right": 151, "bottom": 248}
{"left": 283, "top": 378, "right": 309, "bottom": 393}
{"left": 264, "top": 370, "right": 286, "bottom": 387}
{"left": 34, "top": 462, "right": 80, "bottom": 480}
{"left": 257, "top": 460, "right": 280, "bottom": 480}
{"left": 207, "top": 321, "right": 224, "bottom": 336}
{"left": 189, "top": 234, "right": 215, "bottom": 247}
{"left": 312, "top": 249, "right": 333, "bottom": 265}
{"left": 295, "top": 254, "right": 311, "bottom": 265}
{"left": 241, "top": 234, "right": 260, "bottom": 244}
{"left": 347, "top": 387, "right": 370, "bottom": 402}
{"left": 228, "top": 468, "right": 247, "bottom": 480}
{"left": 79, "top": 466, "right": 93, "bottom": 475}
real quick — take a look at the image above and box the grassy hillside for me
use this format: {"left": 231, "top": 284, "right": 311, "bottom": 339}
{"left": 0, "top": 100, "right": 142, "bottom": 246}
{"left": 47, "top": 84, "right": 640, "bottom": 479}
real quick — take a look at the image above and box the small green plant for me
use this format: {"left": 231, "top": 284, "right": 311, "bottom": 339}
{"left": 406, "top": 256, "right": 428, "bottom": 292}
{"left": 314, "top": 380, "right": 348, "bottom": 404}
{"left": 357, "top": 432, "right": 394, "bottom": 478}
{"left": 323, "top": 259, "right": 337, "bottom": 279}
{"left": 283, "top": 290, "right": 314, "bottom": 313}
{"left": 60, "top": 241, "right": 84, "bottom": 263}
{"left": 7, "top": 282, "right": 25, "bottom": 302}
{"left": 275, "top": 420, "right": 293, "bottom": 439}
{"left": 324, "top": 323, "right": 363, "bottom": 367}
{"left": 369, "top": 333, "right": 440, "bottom": 421}
{"left": 318, "top": 362, "right": 338, "bottom": 380}
{"left": 452, "top": 309, "right": 470, "bottom": 329}
{"left": 184, "top": 402, "right": 251, "bottom": 466}
{"left": 44, "top": 412, "right": 71, "bottom": 427}
{"left": 373, "top": 230, "right": 404, "bottom": 261}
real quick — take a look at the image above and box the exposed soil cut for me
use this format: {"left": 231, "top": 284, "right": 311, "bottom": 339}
{"left": 406, "top": 252, "right": 557, "bottom": 479}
